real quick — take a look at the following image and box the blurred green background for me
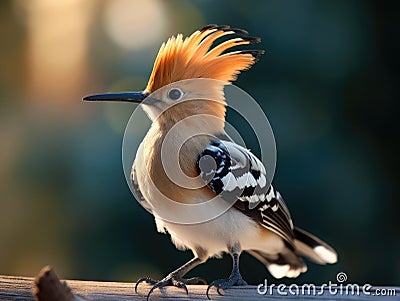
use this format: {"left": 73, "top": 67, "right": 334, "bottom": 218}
{"left": 0, "top": 0, "right": 399, "bottom": 286}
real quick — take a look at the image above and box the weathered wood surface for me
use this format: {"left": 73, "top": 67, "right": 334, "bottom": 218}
{"left": 0, "top": 274, "right": 399, "bottom": 300}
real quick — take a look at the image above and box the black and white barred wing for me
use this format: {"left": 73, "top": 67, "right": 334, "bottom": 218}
{"left": 197, "top": 140, "right": 268, "bottom": 207}
{"left": 197, "top": 140, "right": 295, "bottom": 246}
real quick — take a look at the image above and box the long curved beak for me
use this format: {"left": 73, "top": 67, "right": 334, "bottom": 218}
{"left": 82, "top": 91, "right": 147, "bottom": 103}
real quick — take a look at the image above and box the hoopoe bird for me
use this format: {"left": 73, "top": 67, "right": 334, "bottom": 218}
{"left": 83, "top": 25, "right": 337, "bottom": 299}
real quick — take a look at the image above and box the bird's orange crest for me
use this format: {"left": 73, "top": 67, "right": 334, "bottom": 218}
{"left": 145, "top": 25, "right": 264, "bottom": 93}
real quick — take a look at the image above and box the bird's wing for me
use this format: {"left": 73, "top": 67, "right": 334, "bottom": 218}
{"left": 197, "top": 140, "right": 295, "bottom": 247}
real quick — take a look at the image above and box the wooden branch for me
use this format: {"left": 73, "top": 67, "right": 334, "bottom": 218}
{"left": 0, "top": 266, "right": 398, "bottom": 300}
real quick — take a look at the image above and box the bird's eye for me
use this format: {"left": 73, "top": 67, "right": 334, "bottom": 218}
{"left": 167, "top": 88, "right": 183, "bottom": 101}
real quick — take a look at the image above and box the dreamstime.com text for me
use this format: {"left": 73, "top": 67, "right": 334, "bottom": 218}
{"left": 257, "top": 272, "right": 396, "bottom": 297}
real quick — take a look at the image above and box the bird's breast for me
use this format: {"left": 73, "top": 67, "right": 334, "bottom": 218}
{"left": 134, "top": 125, "right": 215, "bottom": 208}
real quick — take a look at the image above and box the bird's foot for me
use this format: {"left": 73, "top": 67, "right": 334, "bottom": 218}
{"left": 206, "top": 270, "right": 247, "bottom": 299}
{"left": 135, "top": 274, "right": 207, "bottom": 300}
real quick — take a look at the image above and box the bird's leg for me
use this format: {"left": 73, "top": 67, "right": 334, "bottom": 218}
{"left": 206, "top": 243, "right": 247, "bottom": 299}
{"left": 135, "top": 256, "right": 206, "bottom": 300}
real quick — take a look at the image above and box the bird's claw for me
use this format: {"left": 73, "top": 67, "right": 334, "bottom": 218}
{"left": 206, "top": 272, "right": 247, "bottom": 299}
{"left": 135, "top": 274, "right": 207, "bottom": 300}
{"left": 135, "top": 277, "right": 157, "bottom": 293}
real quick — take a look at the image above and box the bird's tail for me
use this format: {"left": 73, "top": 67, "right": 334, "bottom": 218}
{"left": 247, "top": 248, "right": 307, "bottom": 279}
{"left": 248, "top": 227, "right": 337, "bottom": 279}
{"left": 293, "top": 227, "right": 338, "bottom": 265}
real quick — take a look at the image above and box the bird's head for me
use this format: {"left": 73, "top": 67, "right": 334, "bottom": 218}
{"left": 84, "top": 25, "right": 264, "bottom": 129}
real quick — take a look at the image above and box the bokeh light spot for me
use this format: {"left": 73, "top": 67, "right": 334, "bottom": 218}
{"left": 103, "top": 0, "right": 168, "bottom": 50}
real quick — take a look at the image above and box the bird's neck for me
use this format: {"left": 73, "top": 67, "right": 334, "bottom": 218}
{"left": 140, "top": 121, "right": 219, "bottom": 204}
{"left": 145, "top": 118, "right": 222, "bottom": 168}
